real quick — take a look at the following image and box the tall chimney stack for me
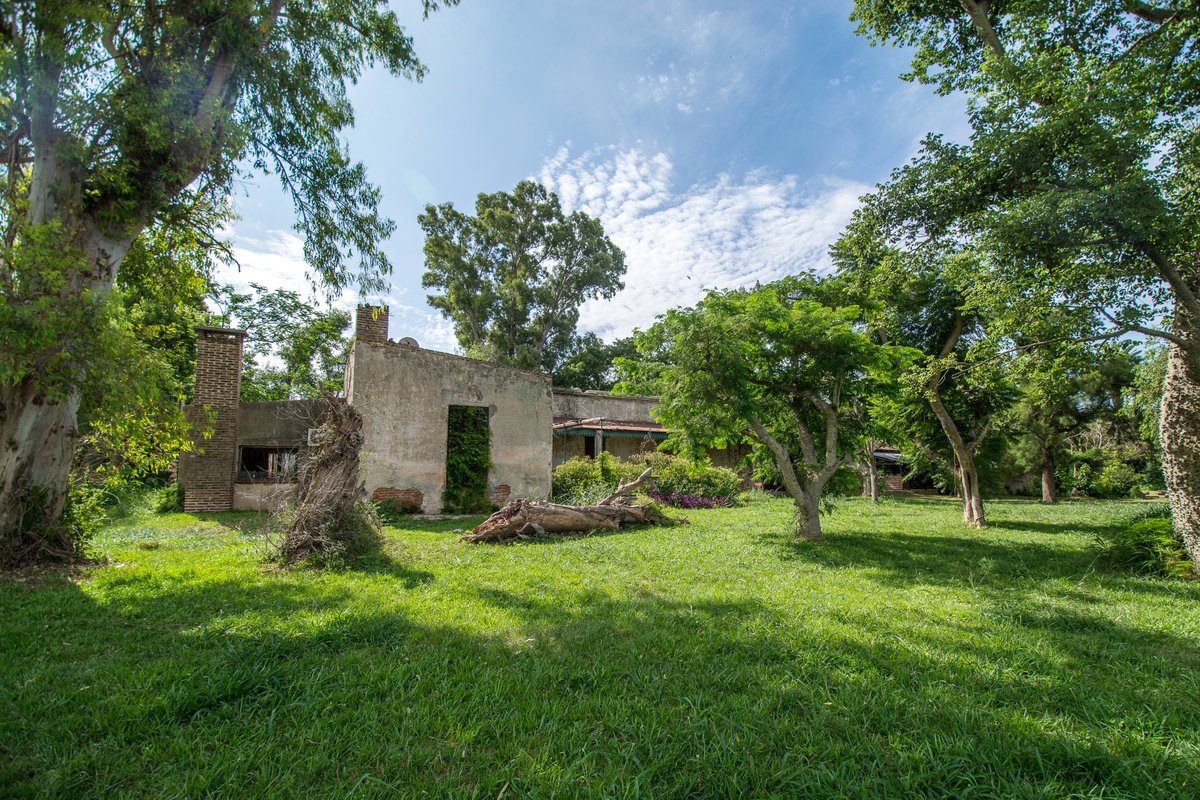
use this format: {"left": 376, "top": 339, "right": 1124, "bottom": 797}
{"left": 355, "top": 305, "right": 389, "bottom": 344}
{"left": 178, "top": 326, "right": 246, "bottom": 513}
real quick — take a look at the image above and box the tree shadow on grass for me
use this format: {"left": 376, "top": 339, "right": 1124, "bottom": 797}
{"left": 4, "top": 557, "right": 1200, "bottom": 797}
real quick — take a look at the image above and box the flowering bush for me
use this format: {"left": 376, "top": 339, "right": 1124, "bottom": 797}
{"left": 646, "top": 492, "right": 731, "bottom": 509}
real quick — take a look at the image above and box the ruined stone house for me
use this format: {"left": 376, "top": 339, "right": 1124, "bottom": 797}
{"left": 178, "top": 306, "right": 750, "bottom": 514}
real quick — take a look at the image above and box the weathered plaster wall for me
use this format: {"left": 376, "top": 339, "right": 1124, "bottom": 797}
{"left": 347, "top": 342, "right": 553, "bottom": 513}
{"left": 551, "top": 388, "right": 660, "bottom": 422}
{"left": 238, "top": 399, "right": 325, "bottom": 447}
{"left": 233, "top": 483, "right": 299, "bottom": 511}
{"left": 551, "top": 434, "right": 587, "bottom": 467}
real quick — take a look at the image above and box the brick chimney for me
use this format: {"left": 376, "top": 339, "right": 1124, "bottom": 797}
{"left": 356, "top": 305, "right": 389, "bottom": 344}
{"left": 178, "top": 326, "right": 246, "bottom": 513}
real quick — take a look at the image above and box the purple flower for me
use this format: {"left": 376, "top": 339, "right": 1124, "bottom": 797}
{"left": 647, "top": 492, "right": 730, "bottom": 509}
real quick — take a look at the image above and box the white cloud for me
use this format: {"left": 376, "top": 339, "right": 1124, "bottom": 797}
{"left": 536, "top": 146, "right": 869, "bottom": 341}
{"left": 213, "top": 229, "right": 459, "bottom": 352}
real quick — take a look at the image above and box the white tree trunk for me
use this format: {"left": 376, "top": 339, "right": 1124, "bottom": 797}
{"left": 0, "top": 381, "right": 82, "bottom": 565}
{"left": 1160, "top": 339, "right": 1200, "bottom": 574}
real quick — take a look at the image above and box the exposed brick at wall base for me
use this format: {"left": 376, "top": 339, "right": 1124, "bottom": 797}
{"left": 371, "top": 486, "right": 424, "bottom": 511}
{"left": 489, "top": 484, "right": 511, "bottom": 507}
{"left": 183, "top": 489, "right": 235, "bottom": 513}
{"left": 356, "top": 305, "right": 389, "bottom": 344}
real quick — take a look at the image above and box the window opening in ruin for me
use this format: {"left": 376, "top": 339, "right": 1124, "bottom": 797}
{"left": 583, "top": 434, "right": 596, "bottom": 458}
{"left": 443, "top": 405, "right": 491, "bottom": 514}
{"left": 238, "top": 447, "right": 298, "bottom": 481}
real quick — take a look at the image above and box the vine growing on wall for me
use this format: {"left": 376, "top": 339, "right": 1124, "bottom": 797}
{"left": 443, "top": 406, "right": 492, "bottom": 514}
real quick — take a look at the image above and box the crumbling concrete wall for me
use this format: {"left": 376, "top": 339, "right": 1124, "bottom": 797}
{"left": 551, "top": 388, "right": 660, "bottom": 422}
{"left": 237, "top": 399, "right": 325, "bottom": 448}
{"left": 347, "top": 341, "right": 553, "bottom": 514}
{"left": 230, "top": 399, "right": 325, "bottom": 511}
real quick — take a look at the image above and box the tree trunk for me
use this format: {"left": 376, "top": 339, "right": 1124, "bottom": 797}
{"left": 0, "top": 381, "right": 81, "bottom": 566}
{"left": 1160, "top": 341, "right": 1200, "bottom": 574}
{"left": 863, "top": 451, "right": 879, "bottom": 503}
{"left": 464, "top": 469, "right": 674, "bottom": 542}
{"left": 928, "top": 389, "right": 987, "bottom": 528}
{"left": 1040, "top": 448, "right": 1057, "bottom": 504}
{"left": 0, "top": 148, "right": 137, "bottom": 564}
{"left": 964, "top": 466, "right": 986, "bottom": 527}
{"left": 280, "top": 396, "right": 378, "bottom": 565}
{"left": 794, "top": 488, "right": 823, "bottom": 540}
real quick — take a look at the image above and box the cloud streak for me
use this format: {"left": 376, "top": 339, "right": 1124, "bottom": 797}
{"left": 537, "top": 146, "right": 868, "bottom": 340}
{"left": 213, "top": 229, "right": 461, "bottom": 353}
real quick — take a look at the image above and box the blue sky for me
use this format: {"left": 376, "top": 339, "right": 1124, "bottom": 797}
{"left": 221, "top": 1, "right": 968, "bottom": 350}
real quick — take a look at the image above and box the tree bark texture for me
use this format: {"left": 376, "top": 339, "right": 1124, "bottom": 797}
{"left": 864, "top": 452, "right": 879, "bottom": 503}
{"left": 749, "top": 416, "right": 829, "bottom": 540}
{"left": 1160, "top": 341, "right": 1200, "bottom": 574}
{"left": 0, "top": 382, "right": 81, "bottom": 566}
{"left": 279, "top": 396, "right": 379, "bottom": 565}
{"left": 463, "top": 469, "right": 675, "bottom": 543}
{"left": 928, "top": 388, "right": 987, "bottom": 528}
{"left": 1040, "top": 448, "right": 1057, "bottom": 504}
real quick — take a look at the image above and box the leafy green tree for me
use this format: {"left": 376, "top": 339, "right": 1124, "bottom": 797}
{"left": 835, "top": 220, "right": 1012, "bottom": 527}
{"left": 0, "top": 0, "right": 452, "bottom": 564}
{"left": 620, "top": 276, "right": 880, "bottom": 540}
{"left": 849, "top": 1, "right": 1200, "bottom": 564}
{"left": 217, "top": 284, "right": 351, "bottom": 401}
{"left": 1123, "top": 342, "right": 1170, "bottom": 449}
{"left": 552, "top": 334, "right": 637, "bottom": 391}
{"left": 419, "top": 180, "right": 626, "bottom": 373}
{"left": 1007, "top": 342, "right": 1136, "bottom": 503}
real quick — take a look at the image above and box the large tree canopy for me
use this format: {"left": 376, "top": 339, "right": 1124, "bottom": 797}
{"left": 0, "top": 0, "right": 453, "bottom": 565}
{"left": 620, "top": 276, "right": 881, "bottom": 540}
{"left": 419, "top": 180, "right": 626, "bottom": 373}
{"left": 849, "top": 0, "right": 1200, "bottom": 568}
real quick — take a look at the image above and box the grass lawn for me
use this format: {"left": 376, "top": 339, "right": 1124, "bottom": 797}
{"left": 2, "top": 496, "right": 1199, "bottom": 799}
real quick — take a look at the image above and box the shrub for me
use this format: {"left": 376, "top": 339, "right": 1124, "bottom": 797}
{"left": 1092, "top": 462, "right": 1142, "bottom": 499}
{"left": 647, "top": 492, "right": 729, "bottom": 509}
{"left": 551, "top": 452, "right": 742, "bottom": 506}
{"left": 635, "top": 453, "right": 741, "bottom": 504}
{"left": 1096, "top": 517, "right": 1193, "bottom": 578}
{"left": 155, "top": 483, "right": 184, "bottom": 514}
{"left": 552, "top": 452, "right": 641, "bottom": 504}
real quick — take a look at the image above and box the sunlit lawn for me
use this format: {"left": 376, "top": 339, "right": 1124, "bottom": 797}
{"left": 2, "top": 495, "right": 1198, "bottom": 798}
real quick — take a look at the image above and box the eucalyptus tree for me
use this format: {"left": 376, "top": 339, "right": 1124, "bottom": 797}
{"left": 849, "top": 0, "right": 1200, "bottom": 567}
{"left": 419, "top": 180, "right": 626, "bottom": 373}
{"left": 0, "top": 1, "right": 454, "bottom": 565}
{"left": 620, "top": 276, "right": 880, "bottom": 540}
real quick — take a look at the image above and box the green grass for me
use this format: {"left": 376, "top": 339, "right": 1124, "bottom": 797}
{"left": 2, "top": 496, "right": 1198, "bottom": 799}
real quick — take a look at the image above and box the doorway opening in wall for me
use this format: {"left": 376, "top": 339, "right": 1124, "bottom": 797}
{"left": 583, "top": 434, "right": 597, "bottom": 458}
{"left": 443, "top": 405, "right": 491, "bottom": 514}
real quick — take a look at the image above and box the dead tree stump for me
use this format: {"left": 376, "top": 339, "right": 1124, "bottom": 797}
{"left": 279, "top": 395, "right": 379, "bottom": 565}
{"left": 463, "top": 468, "right": 681, "bottom": 543}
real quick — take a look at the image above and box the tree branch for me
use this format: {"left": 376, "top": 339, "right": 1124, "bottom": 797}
{"left": 1123, "top": 1, "right": 1199, "bottom": 24}
{"left": 749, "top": 414, "right": 807, "bottom": 503}
{"left": 959, "top": 0, "right": 1006, "bottom": 61}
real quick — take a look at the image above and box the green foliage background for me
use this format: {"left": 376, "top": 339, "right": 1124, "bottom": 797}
{"left": 442, "top": 406, "right": 492, "bottom": 514}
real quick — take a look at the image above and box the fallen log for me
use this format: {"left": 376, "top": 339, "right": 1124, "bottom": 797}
{"left": 463, "top": 468, "right": 681, "bottom": 543}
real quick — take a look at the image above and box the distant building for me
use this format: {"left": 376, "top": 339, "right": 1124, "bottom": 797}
{"left": 178, "top": 306, "right": 749, "bottom": 514}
